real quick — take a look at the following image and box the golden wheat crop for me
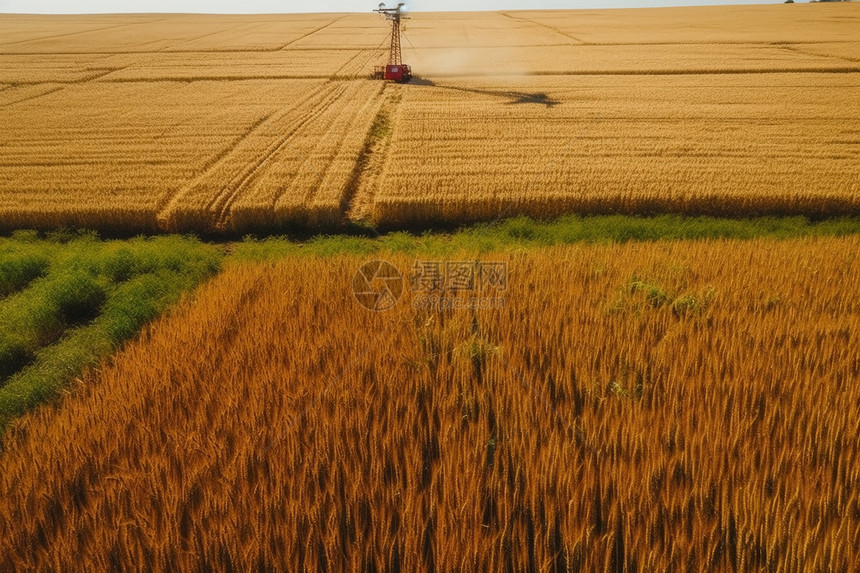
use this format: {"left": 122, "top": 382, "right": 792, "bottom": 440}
{"left": 365, "top": 72, "right": 860, "bottom": 227}
{"left": 1, "top": 237, "right": 858, "bottom": 570}
{"left": 158, "top": 79, "right": 384, "bottom": 232}
{"left": 0, "top": 5, "right": 858, "bottom": 232}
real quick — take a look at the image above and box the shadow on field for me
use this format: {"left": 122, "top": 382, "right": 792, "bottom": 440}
{"left": 408, "top": 76, "right": 561, "bottom": 108}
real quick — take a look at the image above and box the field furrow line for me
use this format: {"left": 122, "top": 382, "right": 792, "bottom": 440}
{"left": 80, "top": 67, "right": 130, "bottom": 83}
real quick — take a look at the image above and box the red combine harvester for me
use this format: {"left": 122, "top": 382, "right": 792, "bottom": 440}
{"left": 372, "top": 3, "right": 412, "bottom": 83}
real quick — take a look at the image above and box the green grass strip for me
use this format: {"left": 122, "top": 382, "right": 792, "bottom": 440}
{"left": 0, "top": 232, "right": 221, "bottom": 433}
{"left": 232, "top": 214, "right": 860, "bottom": 260}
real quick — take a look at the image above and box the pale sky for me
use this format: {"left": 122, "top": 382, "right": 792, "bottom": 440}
{"left": 0, "top": 0, "right": 774, "bottom": 14}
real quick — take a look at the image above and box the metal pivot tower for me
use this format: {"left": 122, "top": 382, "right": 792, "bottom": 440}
{"left": 373, "top": 3, "right": 412, "bottom": 82}
{"left": 376, "top": 2, "right": 404, "bottom": 66}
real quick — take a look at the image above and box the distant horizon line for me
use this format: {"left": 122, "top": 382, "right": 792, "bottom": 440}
{"left": 1, "top": 2, "right": 814, "bottom": 17}
{"left": 5, "top": 0, "right": 832, "bottom": 16}
{"left": 3, "top": 0, "right": 855, "bottom": 16}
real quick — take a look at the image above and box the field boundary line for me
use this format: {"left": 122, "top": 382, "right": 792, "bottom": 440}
{"left": 0, "top": 18, "right": 166, "bottom": 48}
{"left": 160, "top": 21, "right": 262, "bottom": 53}
{"left": 278, "top": 16, "right": 348, "bottom": 51}
{"left": 0, "top": 46, "right": 393, "bottom": 56}
{"left": 583, "top": 40, "right": 851, "bottom": 46}
{"left": 416, "top": 68, "right": 860, "bottom": 80}
{"left": 95, "top": 74, "right": 372, "bottom": 83}
{"left": 544, "top": 67, "right": 860, "bottom": 75}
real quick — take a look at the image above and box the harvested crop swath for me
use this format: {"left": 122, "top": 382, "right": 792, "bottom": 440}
{"left": 160, "top": 79, "right": 383, "bottom": 232}
{"left": 1, "top": 237, "right": 858, "bottom": 570}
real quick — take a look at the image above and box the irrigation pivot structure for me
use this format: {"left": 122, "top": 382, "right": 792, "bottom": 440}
{"left": 372, "top": 2, "right": 412, "bottom": 83}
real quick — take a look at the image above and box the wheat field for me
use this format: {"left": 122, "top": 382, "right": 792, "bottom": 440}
{"left": 0, "top": 237, "right": 858, "bottom": 570}
{"left": 0, "top": 4, "right": 858, "bottom": 232}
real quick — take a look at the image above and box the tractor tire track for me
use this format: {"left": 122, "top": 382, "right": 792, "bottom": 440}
{"left": 780, "top": 44, "right": 860, "bottom": 65}
{"left": 344, "top": 84, "right": 403, "bottom": 225}
{"left": 156, "top": 81, "right": 334, "bottom": 230}
{"left": 210, "top": 81, "right": 347, "bottom": 230}
{"left": 334, "top": 36, "right": 388, "bottom": 79}
{"left": 298, "top": 81, "right": 385, "bottom": 210}
{"left": 259, "top": 81, "right": 363, "bottom": 222}
{"left": 154, "top": 113, "right": 272, "bottom": 216}
{"left": 0, "top": 85, "right": 64, "bottom": 108}
{"left": 333, "top": 48, "right": 374, "bottom": 79}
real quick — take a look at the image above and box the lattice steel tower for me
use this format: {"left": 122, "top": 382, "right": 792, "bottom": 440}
{"left": 373, "top": 3, "right": 412, "bottom": 82}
